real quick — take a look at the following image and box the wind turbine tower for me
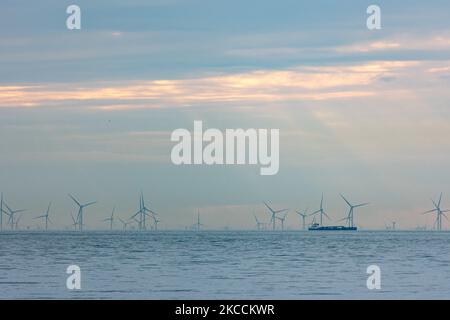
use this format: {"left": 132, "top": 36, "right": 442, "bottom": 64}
{"left": 3, "top": 202, "right": 26, "bottom": 230}
{"left": 295, "top": 208, "right": 308, "bottom": 230}
{"left": 263, "top": 202, "right": 288, "bottom": 231}
{"left": 102, "top": 206, "right": 115, "bottom": 230}
{"left": 422, "top": 193, "right": 449, "bottom": 231}
{"left": 277, "top": 213, "right": 288, "bottom": 231}
{"left": 69, "top": 194, "right": 96, "bottom": 231}
{"left": 194, "top": 210, "right": 203, "bottom": 231}
{"left": 35, "top": 202, "right": 52, "bottom": 231}
{"left": 310, "top": 194, "right": 330, "bottom": 226}
{"left": 0, "top": 193, "right": 3, "bottom": 231}
{"left": 253, "top": 214, "right": 264, "bottom": 231}
{"left": 340, "top": 194, "right": 369, "bottom": 228}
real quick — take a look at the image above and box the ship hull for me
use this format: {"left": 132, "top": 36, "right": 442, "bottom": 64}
{"left": 308, "top": 226, "right": 357, "bottom": 231}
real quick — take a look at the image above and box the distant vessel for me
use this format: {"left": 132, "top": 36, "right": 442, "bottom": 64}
{"left": 308, "top": 223, "right": 357, "bottom": 231}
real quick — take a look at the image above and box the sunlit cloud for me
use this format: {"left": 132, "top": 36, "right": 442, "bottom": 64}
{"left": 0, "top": 61, "right": 426, "bottom": 109}
{"left": 336, "top": 33, "right": 450, "bottom": 53}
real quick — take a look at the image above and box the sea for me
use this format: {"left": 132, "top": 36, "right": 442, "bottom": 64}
{"left": 0, "top": 231, "right": 449, "bottom": 299}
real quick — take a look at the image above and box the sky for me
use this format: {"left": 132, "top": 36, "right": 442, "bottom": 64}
{"left": 1, "top": 0, "right": 450, "bottom": 230}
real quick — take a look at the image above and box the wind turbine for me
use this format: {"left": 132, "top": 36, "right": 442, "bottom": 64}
{"left": 130, "top": 192, "right": 156, "bottom": 231}
{"left": 253, "top": 214, "right": 264, "bottom": 231}
{"left": 152, "top": 215, "right": 160, "bottom": 231}
{"left": 69, "top": 213, "right": 78, "bottom": 230}
{"left": 142, "top": 196, "right": 158, "bottom": 230}
{"left": 295, "top": 208, "right": 308, "bottom": 230}
{"left": 14, "top": 213, "right": 24, "bottom": 230}
{"left": 34, "top": 202, "right": 52, "bottom": 231}
{"left": 68, "top": 194, "right": 96, "bottom": 231}
{"left": 193, "top": 210, "right": 203, "bottom": 231}
{"left": 3, "top": 202, "right": 26, "bottom": 230}
{"left": 340, "top": 194, "right": 369, "bottom": 228}
{"left": 130, "top": 206, "right": 143, "bottom": 230}
{"left": 0, "top": 193, "right": 6, "bottom": 232}
{"left": 263, "top": 202, "right": 288, "bottom": 231}
{"left": 102, "top": 206, "right": 115, "bottom": 230}
{"left": 144, "top": 208, "right": 158, "bottom": 230}
{"left": 0, "top": 193, "right": 4, "bottom": 231}
{"left": 310, "top": 194, "right": 330, "bottom": 226}
{"left": 276, "top": 213, "right": 288, "bottom": 231}
{"left": 422, "top": 193, "right": 449, "bottom": 231}
{"left": 118, "top": 218, "right": 131, "bottom": 231}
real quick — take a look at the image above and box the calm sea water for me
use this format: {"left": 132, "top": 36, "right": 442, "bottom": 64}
{"left": 0, "top": 231, "right": 449, "bottom": 299}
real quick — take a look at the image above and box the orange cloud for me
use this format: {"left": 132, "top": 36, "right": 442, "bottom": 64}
{"left": 0, "top": 61, "right": 426, "bottom": 109}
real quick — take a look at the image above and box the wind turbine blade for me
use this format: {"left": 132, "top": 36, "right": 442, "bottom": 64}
{"left": 340, "top": 194, "right": 352, "bottom": 207}
{"left": 323, "top": 211, "right": 331, "bottom": 220}
{"left": 130, "top": 210, "right": 141, "bottom": 219}
{"left": 275, "top": 208, "right": 288, "bottom": 213}
{"left": 310, "top": 209, "right": 320, "bottom": 216}
{"left": 68, "top": 194, "right": 81, "bottom": 207}
{"left": 83, "top": 201, "right": 97, "bottom": 207}
{"left": 3, "top": 202, "right": 12, "bottom": 214}
{"left": 438, "top": 193, "right": 443, "bottom": 207}
{"left": 145, "top": 208, "right": 158, "bottom": 216}
{"left": 263, "top": 202, "right": 275, "bottom": 214}
{"left": 354, "top": 202, "right": 369, "bottom": 208}
{"left": 431, "top": 199, "right": 439, "bottom": 209}
{"left": 422, "top": 209, "right": 437, "bottom": 214}
{"left": 46, "top": 202, "right": 52, "bottom": 215}
{"left": 34, "top": 215, "right": 46, "bottom": 219}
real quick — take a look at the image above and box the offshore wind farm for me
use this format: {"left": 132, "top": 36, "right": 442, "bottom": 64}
{"left": 0, "top": 191, "right": 448, "bottom": 232}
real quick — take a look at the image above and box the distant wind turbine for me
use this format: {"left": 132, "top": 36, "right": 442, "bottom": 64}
{"left": 68, "top": 194, "right": 96, "bottom": 231}
{"left": 130, "top": 192, "right": 157, "bottom": 231}
{"left": 0, "top": 193, "right": 4, "bottom": 232}
{"left": 14, "top": 213, "right": 24, "bottom": 230}
{"left": 69, "top": 213, "right": 78, "bottom": 230}
{"left": 276, "top": 213, "right": 288, "bottom": 231}
{"left": 118, "top": 218, "right": 131, "bottom": 231}
{"left": 34, "top": 202, "right": 52, "bottom": 231}
{"left": 253, "top": 214, "right": 264, "bottom": 231}
{"left": 310, "top": 194, "right": 330, "bottom": 226}
{"left": 340, "top": 194, "right": 369, "bottom": 228}
{"left": 152, "top": 215, "right": 160, "bottom": 231}
{"left": 102, "top": 206, "right": 115, "bottom": 230}
{"left": 3, "top": 202, "right": 26, "bottom": 230}
{"left": 422, "top": 193, "right": 449, "bottom": 231}
{"left": 295, "top": 208, "right": 308, "bottom": 230}
{"left": 193, "top": 210, "right": 203, "bottom": 231}
{"left": 263, "top": 202, "right": 288, "bottom": 231}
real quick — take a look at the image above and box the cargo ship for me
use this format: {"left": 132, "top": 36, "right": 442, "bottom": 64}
{"left": 308, "top": 222, "right": 357, "bottom": 231}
